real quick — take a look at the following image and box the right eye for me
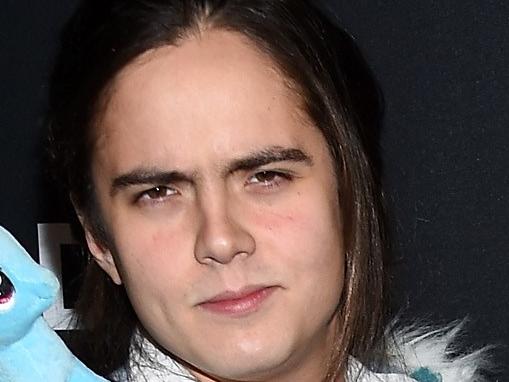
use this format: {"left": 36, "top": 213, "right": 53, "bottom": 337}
{"left": 0, "top": 271, "right": 15, "bottom": 310}
{"left": 137, "top": 186, "right": 178, "bottom": 204}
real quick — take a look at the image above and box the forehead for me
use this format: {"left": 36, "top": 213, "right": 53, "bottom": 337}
{"left": 103, "top": 29, "right": 306, "bottom": 125}
{"left": 93, "top": 29, "right": 319, "bottom": 172}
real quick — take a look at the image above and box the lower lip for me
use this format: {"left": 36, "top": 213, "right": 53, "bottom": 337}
{"left": 199, "top": 287, "right": 276, "bottom": 316}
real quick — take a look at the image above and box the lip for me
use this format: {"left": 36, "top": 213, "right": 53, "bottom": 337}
{"left": 198, "top": 285, "right": 277, "bottom": 316}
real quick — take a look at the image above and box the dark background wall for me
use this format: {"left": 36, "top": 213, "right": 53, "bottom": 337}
{"left": 1, "top": 1, "right": 507, "bottom": 377}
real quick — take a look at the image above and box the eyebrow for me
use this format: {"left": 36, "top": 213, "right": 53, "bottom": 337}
{"left": 110, "top": 146, "right": 313, "bottom": 196}
{"left": 111, "top": 170, "right": 191, "bottom": 196}
{"left": 227, "top": 146, "right": 313, "bottom": 173}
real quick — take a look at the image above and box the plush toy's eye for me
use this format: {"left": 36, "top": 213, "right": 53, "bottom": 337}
{"left": 0, "top": 271, "right": 15, "bottom": 306}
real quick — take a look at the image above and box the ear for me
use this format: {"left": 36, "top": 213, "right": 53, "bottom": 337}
{"left": 73, "top": 204, "right": 122, "bottom": 286}
{"left": 83, "top": 228, "right": 122, "bottom": 286}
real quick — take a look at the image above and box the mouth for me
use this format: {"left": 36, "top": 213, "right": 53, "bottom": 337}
{"left": 0, "top": 291, "right": 13, "bottom": 304}
{"left": 197, "top": 285, "right": 278, "bottom": 316}
{"left": 0, "top": 289, "right": 15, "bottom": 312}
{"left": 0, "top": 272, "right": 15, "bottom": 311}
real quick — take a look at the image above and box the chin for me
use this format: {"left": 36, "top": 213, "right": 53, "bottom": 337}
{"left": 202, "top": 360, "right": 288, "bottom": 381}
{"left": 193, "top": 339, "right": 295, "bottom": 381}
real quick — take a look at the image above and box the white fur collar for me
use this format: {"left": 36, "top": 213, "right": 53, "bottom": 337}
{"left": 384, "top": 322, "right": 491, "bottom": 382}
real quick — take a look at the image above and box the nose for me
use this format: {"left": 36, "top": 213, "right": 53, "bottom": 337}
{"left": 194, "top": 193, "right": 255, "bottom": 265}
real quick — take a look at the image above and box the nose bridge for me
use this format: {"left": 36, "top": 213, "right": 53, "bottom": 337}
{"left": 194, "top": 183, "right": 255, "bottom": 265}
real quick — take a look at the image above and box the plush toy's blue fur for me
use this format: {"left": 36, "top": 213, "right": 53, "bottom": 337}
{"left": 0, "top": 226, "right": 107, "bottom": 382}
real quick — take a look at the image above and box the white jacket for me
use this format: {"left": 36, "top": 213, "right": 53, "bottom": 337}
{"left": 117, "top": 323, "right": 489, "bottom": 382}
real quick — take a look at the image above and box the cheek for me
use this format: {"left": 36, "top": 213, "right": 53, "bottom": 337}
{"left": 251, "top": 194, "right": 345, "bottom": 331}
{"left": 116, "top": 230, "right": 194, "bottom": 318}
{"left": 112, "top": 226, "right": 192, "bottom": 288}
{"left": 252, "top": 195, "right": 344, "bottom": 274}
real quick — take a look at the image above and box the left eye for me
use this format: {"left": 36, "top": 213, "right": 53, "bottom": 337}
{"left": 0, "top": 271, "right": 15, "bottom": 305}
{"left": 247, "top": 171, "right": 290, "bottom": 187}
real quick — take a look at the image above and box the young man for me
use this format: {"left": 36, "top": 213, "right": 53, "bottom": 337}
{"left": 47, "top": 1, "right": 487, "bottom": 381}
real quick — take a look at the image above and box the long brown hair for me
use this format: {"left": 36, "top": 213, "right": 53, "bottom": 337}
{"left": 47, "top": 1, "right": 387, "bottom": 380}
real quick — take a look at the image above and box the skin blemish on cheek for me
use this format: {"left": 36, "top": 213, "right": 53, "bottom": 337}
{"left": 151, "top": 232, "right": 163, "bottom": 245}
{"left": 253, "top": 209, "right": 300, "bottom": 235}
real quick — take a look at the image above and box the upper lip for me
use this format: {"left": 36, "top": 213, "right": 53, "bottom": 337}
{"left": 199, "top": 285, "right": 274, "bottom": 304}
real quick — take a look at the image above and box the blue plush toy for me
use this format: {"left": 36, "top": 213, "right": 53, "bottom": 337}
{"left": 0, "top": 226, "right": 108, "bottom": 381}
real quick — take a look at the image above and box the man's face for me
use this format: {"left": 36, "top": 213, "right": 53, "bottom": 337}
{"left": 87, "top": 30, "right": 345, "bottom": 381}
